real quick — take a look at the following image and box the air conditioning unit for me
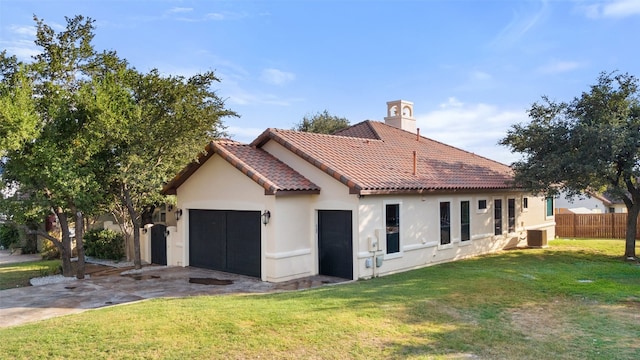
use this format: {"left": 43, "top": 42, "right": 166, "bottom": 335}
{"left": 527, "top": 229, "right": 548, "bottom": 248}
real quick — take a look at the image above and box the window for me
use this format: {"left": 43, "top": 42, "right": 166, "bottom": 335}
{"left": 508, "top": 198, "right": 516, "bottom": 233}
{"left": 461, "top": 201, "right": 470, "bottom": 241}
{"left": 523, "top": 197, "right": 529, "bottom": 210}
{"left": 609, "top": 207, "right": 615, "bottom": 213}
{"left": 494, "top": 199, "right": 503, "bottom": 236}
{"left": 546, "top": 197, "right": 554, "bottom": 217}
{"left": 478, "top": 199, "right": 487, "bottom": 210}
{"left": 440, "top": 202, "right": 451, "bottom": 245}
{"left": 385, "top": 204, "right": 400, "bottom": 254}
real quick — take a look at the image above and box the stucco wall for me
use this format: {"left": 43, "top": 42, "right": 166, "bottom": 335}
{"left": 356, "top": 192, "right": 555, "bottom": 279}
{"left": 171, "top": 140, "right": 556, "bottom": 283}
{"left": 173, "top": 155, "right": 268, "bottom": 273}
{"left": 261, "top": 141, "right": 359, "bottom": 281}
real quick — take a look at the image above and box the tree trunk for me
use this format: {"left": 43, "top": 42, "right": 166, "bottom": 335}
{"left": 75, "top": 210, "right": 86, "bottom": 279}
{"left": 624, "top": 203, "right": 638, "bottom": 259}
{"left": 55, "top": 209, "right": 74, "bottom": 277}
{"left": 122, "top": 183, "right": 142, "bottom": 269}
{"left": 110, "top": 204, "right": 134, "bottom": 261}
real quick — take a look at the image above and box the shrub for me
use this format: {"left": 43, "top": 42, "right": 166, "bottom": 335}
{"left": 40, "top": 238, "right": 60, "bottom": 260}
{"left": 0, "top": 223, "right": 20, "bottom": 249}
{"left": 84, "top": 229, "right": 125, "bottom": 260}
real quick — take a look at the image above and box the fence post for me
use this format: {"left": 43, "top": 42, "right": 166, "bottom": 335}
{"left": 611, "top": 212, "right": 615, "bottom": 238}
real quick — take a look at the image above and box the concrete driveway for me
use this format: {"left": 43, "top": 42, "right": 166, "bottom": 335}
{"left": 0, "top": 249, "right": 41, "bottom": 265}
{"left": 0, "top": 252, "right": 345, "bottom": 328}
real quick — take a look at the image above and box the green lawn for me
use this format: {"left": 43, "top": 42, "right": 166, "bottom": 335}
{"left": 1, "top": 239, "right": 638, "bottom": 359}
{"left": 0, "top": 259, "right": 60, "bottom": 290}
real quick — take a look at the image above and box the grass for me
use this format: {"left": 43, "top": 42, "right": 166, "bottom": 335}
{"left": 0, "top": 239, "right": 638, "bottom": 359}
{"left": 0, "top": 259, "right": 60, "bottom": 290}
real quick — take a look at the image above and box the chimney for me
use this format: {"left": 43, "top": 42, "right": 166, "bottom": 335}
{"left": 384, "top": 100, "right": 416, "bottom": 133}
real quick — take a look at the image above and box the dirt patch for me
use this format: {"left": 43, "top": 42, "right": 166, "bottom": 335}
{"left": 189, "top": 278, "right": 233, "bottom": 285}
{"left": 508, "top": 303, "right": 577, "bottom": 341}
{"left": 597, "top": 300, "right": 640, "bottom": 321}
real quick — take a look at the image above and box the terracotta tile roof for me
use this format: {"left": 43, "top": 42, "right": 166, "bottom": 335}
{"left": 162, "top": 140, "right": 320, "bottom": 196}
{"left": 333, "top": 121, "right": 380, "bottom": 139}
{"left": 252, "top": 121, "right": 514, "bottom": 195}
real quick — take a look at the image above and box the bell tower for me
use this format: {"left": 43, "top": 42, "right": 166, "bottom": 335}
{"left": 384, "top": 100, "right": 416, "bottom": 133}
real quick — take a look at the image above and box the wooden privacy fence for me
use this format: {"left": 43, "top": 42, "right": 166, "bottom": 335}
{"left": 555, "top": 213, "right": 640, "bottom": 239}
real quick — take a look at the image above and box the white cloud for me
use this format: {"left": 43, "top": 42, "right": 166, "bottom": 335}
{"left": 0, "top": 39, "right": 39, "bottom": 60}
{"left": 226, "top": 89, "right": 302, "bottom": 107}
{"left": 538, "top": 60, "right": 584, "bottom": 74}
{"left": 226, "top": 126, "right": 264, "bottom": 143}
{"left": 205, "top": 13, "right": 226, "bottom": 21}
{"left": 471, "top": 70, "right": 492, "bottom": 81}
{"left": 9, "top": 25, "right": 36, "bottom": 37}
{"left": 168, "top": 7, "right": 193, "bottom": 14}
{"left": 416, "top": 99, "right": 528, "bottom": 164}
{"left": 581, "top": 0, "right": 640, "bottom": 18}
{"left": 440, "top": 97, "right": 464, "bottom": 109}
{"left": 260, "top": 68, "right": 296, "bottom": 86}
{"left": 491, "top": 0, "right": 549, "bottom": 47}
{"left": 0, "top": 23, "right": 39, "bottom": 60}
{"left": 173, "top": 11, "right": 251, "bottom": 22}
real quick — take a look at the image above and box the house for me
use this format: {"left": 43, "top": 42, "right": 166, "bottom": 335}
{"left": 555, "top": 190, "right": 627, "bottom": 214}
{"left": 158, "top": 100, "right": 555, "bottom": 282}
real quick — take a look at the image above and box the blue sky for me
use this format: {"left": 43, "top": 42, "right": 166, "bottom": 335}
{"left": 1, "top": 0, "right": 639, "bottom": 164}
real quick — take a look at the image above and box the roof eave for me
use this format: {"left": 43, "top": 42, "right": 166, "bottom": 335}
{"left": 271, "top": 189, "right": 321, "bottom": 196}
{"left": 356, "top": 186, "right": 520, "bottom": 196}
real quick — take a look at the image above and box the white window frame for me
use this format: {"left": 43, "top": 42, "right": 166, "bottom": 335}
{"left": 383, "top": 200, "right": 403, "bottom": 259}
{"left": 507, "top": 197, "right": 517, "bottom": 234}
{"left": 476, "top": 198, "right": 488, "bottom": 214}
{"left": 522, "top": 196, "right": 529, "bottom": 212}
{"left": 460, "top": 198, "right": 472, "bottom": 244}
{"left": 493, "top": 197, "right": 504, "bottom": 237}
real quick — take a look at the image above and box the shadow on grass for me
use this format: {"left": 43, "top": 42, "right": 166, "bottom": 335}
{"left": 283, "top": 245, "right": 639, "bottom": 358}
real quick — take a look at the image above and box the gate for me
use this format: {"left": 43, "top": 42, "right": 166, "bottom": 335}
{"left": 151, "top": 224, "right": 167, "bottom": 265}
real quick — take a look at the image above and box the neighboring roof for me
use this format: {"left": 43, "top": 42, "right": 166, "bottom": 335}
{"left": 162, "top": 140, "right": 320, "bottom": 196}
{"left": 164, "top": 120, "right": 515, "bottom": 197}
{"left": 251, "top": 121, "right": 514, "bottom": 195}
{"left": 564, "top": 207, "right": 597, "bottom": 214}
{"left": 589, "top": 191, "right": 625, "bottom": 206}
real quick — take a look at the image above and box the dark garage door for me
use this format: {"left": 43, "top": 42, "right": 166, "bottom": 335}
{"left": 318, "top": 210, "right": 353, "bottom": 279}
{"left": 189, "top": 209, "right": 261, "bottom": 277}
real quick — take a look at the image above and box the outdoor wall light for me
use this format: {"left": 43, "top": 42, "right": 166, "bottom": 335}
{"left": 175, "top": 208, "right": 183, "bottom": 221}
{"left": 261, "top": 210, "right": 271, "bottom": 225}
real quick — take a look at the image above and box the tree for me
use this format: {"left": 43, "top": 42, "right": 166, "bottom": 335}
{"left": 0, "top": 15, "right": 108, "bottom": 277}
{"left": 293, "top": 110, "right": 349, "bottom": 134}
{"left": 102, "top": 68, "right": 235, "bottom": 269}
{"left": 0, "top": 14, "right": 235, "bottom": 276}
{"left": 501, "top": 71, "right": 640, "bottom": 260}
{"left": 0, "top": 55, "right": 39, "bottom": 155}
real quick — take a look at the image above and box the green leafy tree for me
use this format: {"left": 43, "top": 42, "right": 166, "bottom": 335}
{"left": 501, "top": 71, "right": 640, "bottom": 259}
{"left": 0, "top": 55, "right": 39, "bottom": 155}
{"left": 293, "top": 110, "right": 349, "bottom": 134}
{"left": 0, "top": 14, "right": 235, "bottom": 275}
{"left": 102, "top": 68, "right": 235, "bottom": 269}
{"left": 0, "top": 16, "right": 111, "bottom": 277}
